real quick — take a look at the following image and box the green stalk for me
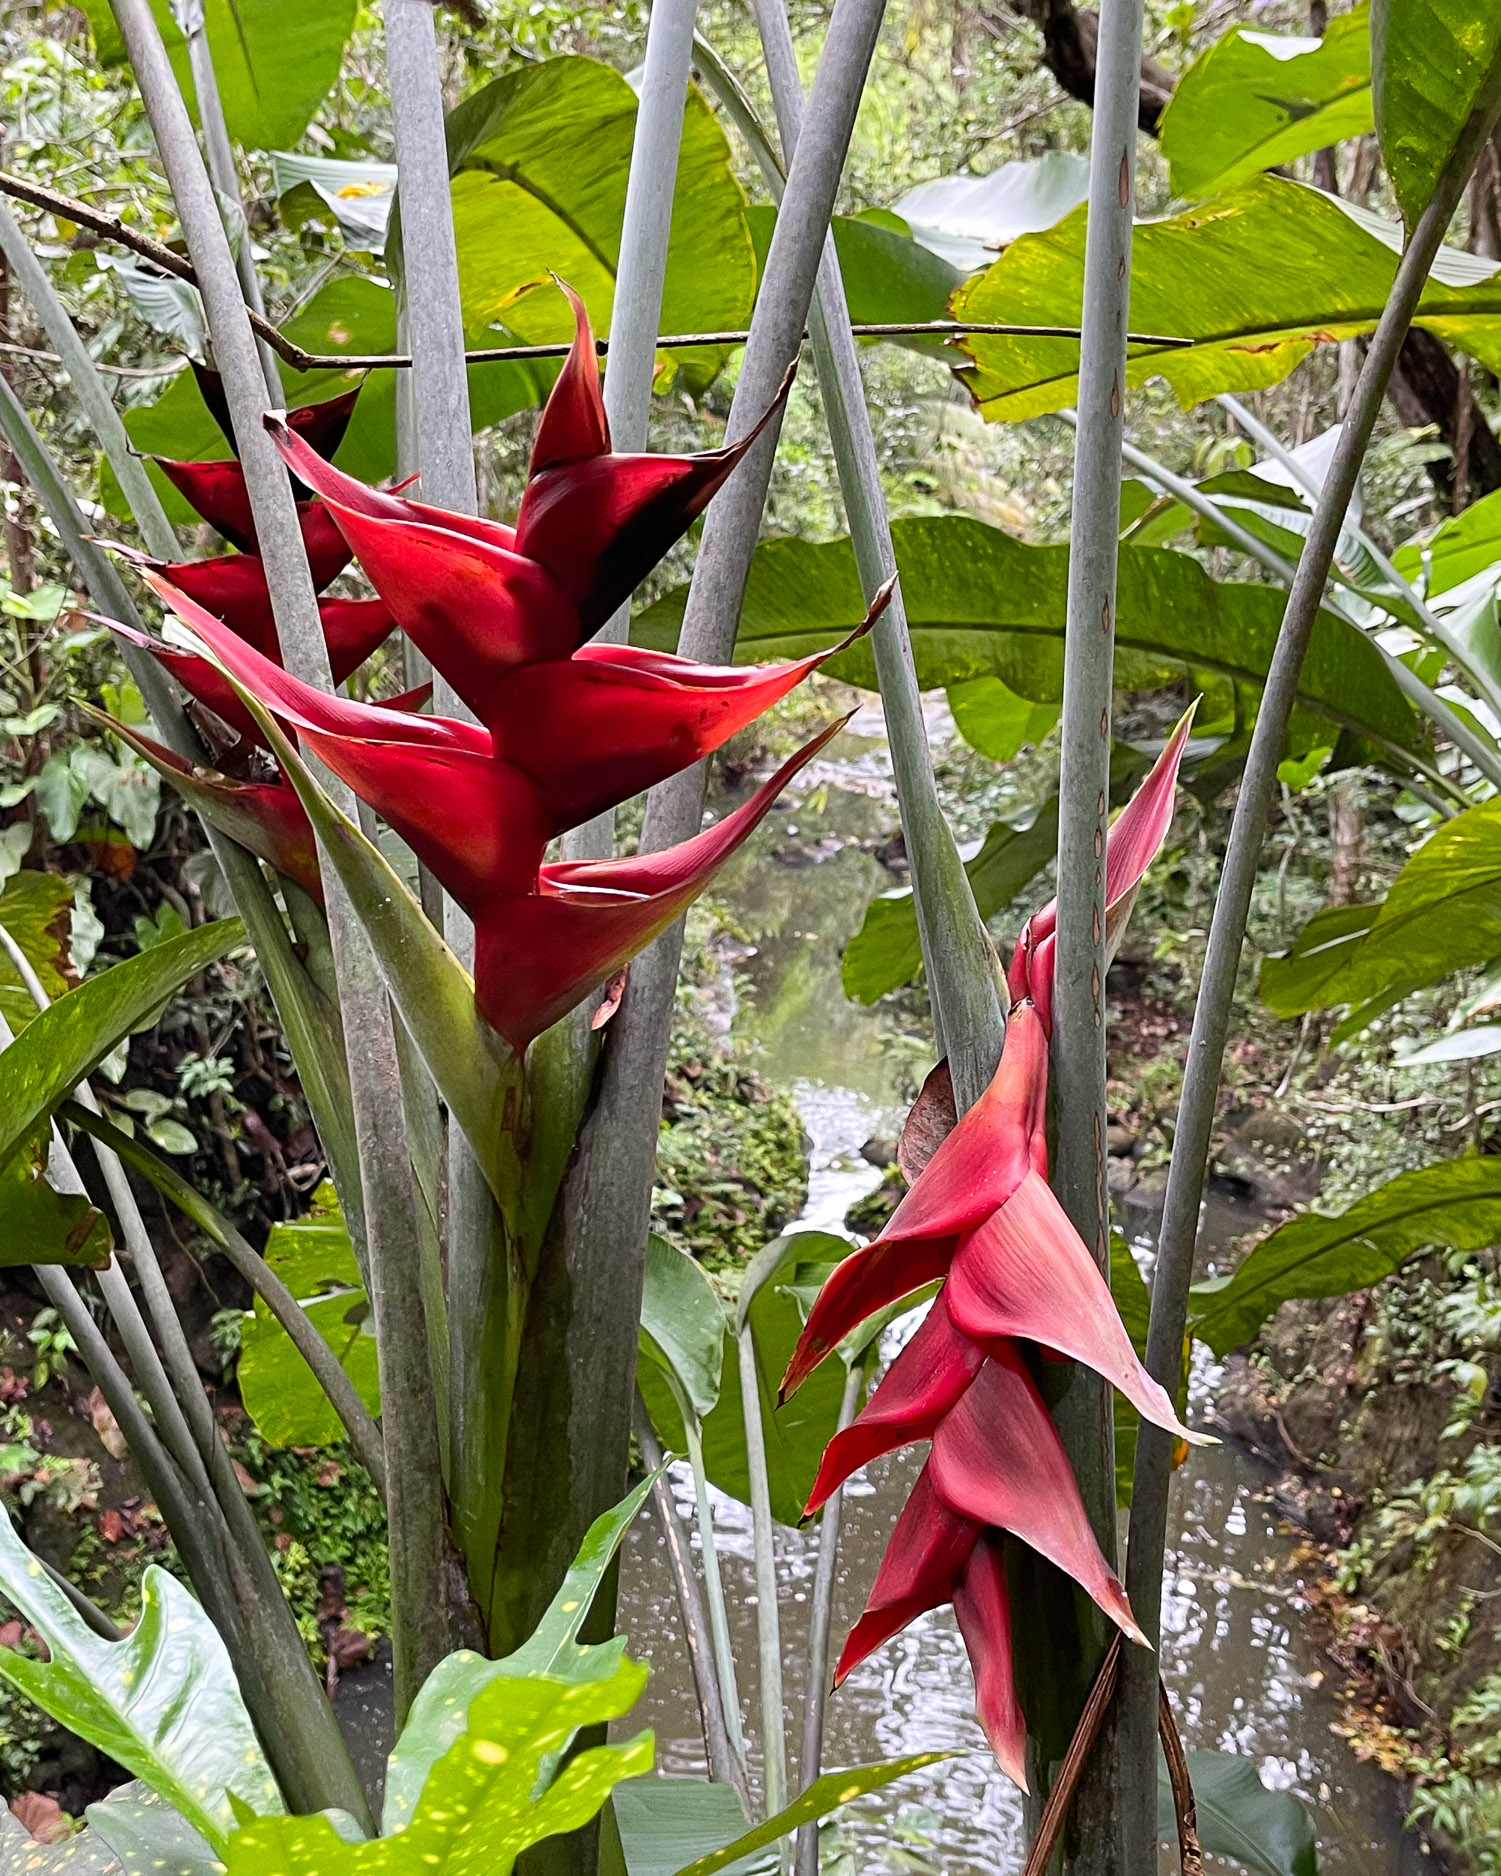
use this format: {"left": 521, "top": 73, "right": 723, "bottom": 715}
{"left": 1119, "top": 49, "right": 1501, "bottom": 1874}
{"left": 541, "top": 0, "right": 891, "bottom": 1694}
{"left": 61, "top": 1100, "right": 387, "bottom": 1492}
{"left": 111, "top": 0, "right": 456, "bottom": 1717}
{"left": 737, "top": 1323, "right": 787, "bottom": 1843}
{"left": 793, "top": 1356, "right": 863, "bottom": 1876}
{"left": 0, "top": 216, "right": 368, "bottom": 1253}
{"left": 744, "top": 0, "right": 1004, "bottom": 1103}
{"left": 634, "top": 1399, "right": 747, "bottom": 1799}
{"left": 686, "top": 1415, "right": 747, "bottom": 1765}
{"left": 1046, "top": 1, "right": 1144, "bottom": 1862}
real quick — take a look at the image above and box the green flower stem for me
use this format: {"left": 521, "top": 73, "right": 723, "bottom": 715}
{"left": 686, "top": 1414, "right": 747, "bottom": 1766}
{"left": 61, "top": 1099, "right": 387, "bottom": 1494}
{"left": 748, "top": 0, "right": 1005, "bottom": 1103}
{"left": 1120, "top": 45, "right": 1501, "bottom": 1874}
{"left": 109, "top": 0, "right": 456, "bottom": 1717}
{"left": 633, "top": 1399, "right": 748, "bottom": 1800}
{"left": 737, "top": 1322, "right": 787, "bottom": 1841}
{"left": 793, "top": 1355, "right": 864, "bottom": 1876}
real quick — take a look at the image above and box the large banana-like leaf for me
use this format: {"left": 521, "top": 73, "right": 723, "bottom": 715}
{"left": 1373, "top": 0, "right": 1501, "bottom": 226}
{"left": 1190, "top": 1154, "right": 1501, "bottom": 1356}
{"left": 633, "top": 517, "right": 1418, "bottom": 758}
{"left": 0, "top": 1509, "right": 281, "bottom": 1854}
{"left": 0, "top": 868, "right": 74, "bottom": 1036}
{"left": 0, "top": 1799, "right": 120, "bottom": 1872}
{"left": 952, "top": 175, "right": 1501, "bottom": 421}
{"left": 80, "top": 0, "right": 356, "bottom": 150}
{"left": 0, "top": 918, "right": 242, "bottom": 1174}
{"left": 1159, "top": 4, "right": 1371, "bottom": 198}
{"left": 1155, "top": 1750, "right": 1317, "bottom": 1876}
{"left": 0, "top": 1120, "right": 112, "bottom": 1267}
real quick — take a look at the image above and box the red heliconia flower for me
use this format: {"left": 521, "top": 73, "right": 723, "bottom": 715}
{"left": 260, "top": 284, "right": 794, "bottom": 722}
{"left": 788, "top": 721, "right": 1198, "bottom": 1784}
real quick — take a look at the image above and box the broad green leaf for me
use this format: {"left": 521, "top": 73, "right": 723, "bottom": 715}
{"left": 80, "top": 0, "right": 356, "bottom": 150}
{"left": 842, "top": 795, "right": 1059, "bottom": 1005}
{"left": 271, "top": 151, "right": 398, "bottom": 252}
{"left": 638, "top": 1232, "right": 857, "bottom": 1526}
{"left": 612, "top": 1779, "right": 760, "bottom": 1876}
{"left": 670, "top": 1756, "right": 953, "bottom": 1876}
{"left": 891, "top": 151, "right": 1091, "bottom": 273}
{"left": 0, "top": 1120, "right": 112, "bottom": 1266}
{"left": 0, "top": 868, "right": 74, "bottom": 1036}
{"left": 227, "top": 1659, "right": 653, "bottom": 1874}
{"left": 1156, "top": 1748, "right": 1317, "bottom": 1876}
{"left": 439, "top": 57, "right": 755, "bottom": 393}
{"left": 1373, "top": 0, "right": 1501, "bottom": 227}
{"left": 1160, "top": 4, "right": 1371, "bottom": 198}
{"left": 382, "top": 1474, "right": 657, "bottom": 1834}
{"left": 952, "top": 175, "right": 1501, "bottom": 422}
{"left": 639, "top": 1236, "right": 727, "bottom": 1423}
{"left": 946, "top": 675, "right": 1059, "bottom": 761}
{"left": 746, "top": 206, "right": 963, "bottom": 354}
{"left": 242, "top": 699, "right": 520, "bottom": 1212}
{"left": 0, "top": 1800, "right": 120, "bottom": 1872}
{"left": 1393, "top": 485, "right": 1501, "bottom": 596}
{"left": 1260, "top": 798, "right": 1501, "bottom": 1021}
{"left": 0, "top": 1507, "right": 281, "bottom": 1853}
{"left": 0, "top": 919, "right": 242, "bottom": 1175}
{"left": 633, "top": 516, "right": 1418, "bottom": 760}
{"left": 237, "top": 1211, "right": 380, "bottom": 1449}
{"left": 1394, "top": 1022, "right": 1501, "bottom": 1066}
{"left": 87, "top": 1782, "right": 221, "bottom": 1876}
{"left": 1190, "top": 1154, "right": 1501, "bottom": 1355}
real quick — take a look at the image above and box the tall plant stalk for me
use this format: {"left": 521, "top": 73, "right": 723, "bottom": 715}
{"left": 509, "top": 0, "right": 890, "bottom": 1679}
{"left": 744, "top": 0, "right": 1005, "bottom": 1108}
{"left": 1119, "top": 48, "right": 1501, "bottom": 1871}
{"left": 109, "top": 0, "right": 457, "bottom": 1720}
{"left": 737, "top": 1323, "right": 788, "bottom": 1836}
{"left": 1045, "top": 0, "right": 1142, "bottom": 1859}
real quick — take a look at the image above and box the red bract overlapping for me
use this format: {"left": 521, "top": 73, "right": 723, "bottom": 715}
{"left": 782, "top": 725, "right": 1198, "bottom": 1787}
{"left": 117, "top": 283, "right": 872, "bottom": 1052}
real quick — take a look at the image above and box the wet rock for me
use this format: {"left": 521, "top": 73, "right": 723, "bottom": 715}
{"left": 859, "top": 1136, "right": 898, "bottom": 1169}
{"left": 846, "top": 1175, "right": 903, "bottom": 1238}
{"left": 1105, "top": 1122, "right": 1136, "bottom": 1156}
{"left": 871, "top": 829, "right": 909, "bottom": 876}
{"left": 1106, "top": 1154, "right": 1136, "bottom": 1197}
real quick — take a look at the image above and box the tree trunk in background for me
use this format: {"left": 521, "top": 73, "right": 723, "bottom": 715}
{"left": 993, "top": 1, "right": 1501, "bottom": 502}
{"left": 1327, "top": 781, "right": 1363, "bottom": 907}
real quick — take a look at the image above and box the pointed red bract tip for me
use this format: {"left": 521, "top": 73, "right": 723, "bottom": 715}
{"left": 833, "top": 1466, "right": 980, "bottom": 1686}
{"left": 802, "top": 1293, "right": 983, "bottom": 1517}
{"left": 781, "top": 1000, "right": 1049, "bottom": 1401}
{"left": 953, "top": 1535, "right": 1028, "bottom": 1791}
{"left": 927, "top": 1343, "right": 1144, "bottom": 1643}
{"left": 529, "top": 280, "right": 610, "bottom": 475}
{"left": 1102, "top": 702, "right": 1197, "bottom": 916}
{"left": 944, "top": 1169, "right": 1206, "bottom": 1444}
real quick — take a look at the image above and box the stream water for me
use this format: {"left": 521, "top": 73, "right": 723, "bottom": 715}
{"left": 611, "top": 730, "right": 1433, "bottom": 1874}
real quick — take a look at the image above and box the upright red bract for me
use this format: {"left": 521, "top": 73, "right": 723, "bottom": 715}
{"left": 785, "top": 722, "right": 1198, "bottom": 1785}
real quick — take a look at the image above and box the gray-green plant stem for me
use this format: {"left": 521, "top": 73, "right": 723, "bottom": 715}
{"left": 540, "top": 0, "right": 888, "bottom": 1732}
{"left": 178, "top": 4, "right": 281, "bottom": 397}
{"left": 1048, "top": 2, "right": 1142, "bottom": 1863}
{"left": 0, "top": 356, "right": 368, "bottom": 1252}
{"left": 61, "top": 1098, "right": 387, "bottom": 1492}
{"left": 685, "top": 1416, "right": 746, "bottom": 1766}
{"left": 737, "top": 1324, "right": 787, "bottom": 1839}
{"left": 110, "top": 0, "right": 454, "bottom": 1721}
{"left": 1214, "top": 390, "right": 1501, "bottom": 719}
{"left": 1090, "top": 415, "right": 1501, "bottom": 797}
{"left": 0, "top": 203, "right": 179, "bottom": 559}
{"left": 793, "top": 1357, "right": 863, "bottom": 1876}
{"left": 0, "top": 930, "right": 372, "bottom": 1828}
{"left": 749, "top": 0, "right": 1002, "bottom": 1102}
{"left": 1119, "top": 56, "right": 1501, "bottom": 1876}
{"left": 633, "top": 1399, "right": 748, "bottom": 1801}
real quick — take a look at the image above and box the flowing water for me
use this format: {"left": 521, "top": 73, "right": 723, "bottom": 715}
{"left": 612, "top": 731, "right": 1432, "bottom": 1874}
